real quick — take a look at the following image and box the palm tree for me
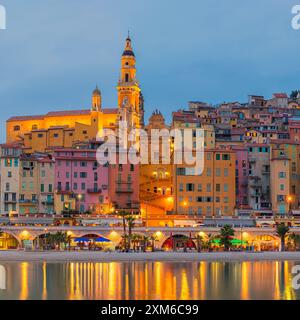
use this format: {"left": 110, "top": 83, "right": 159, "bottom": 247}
{"left": 141, "top": 235, "right": 150, "bottom": 252}
{"left": 150, "top": 235, "right": 158, "bottom": 252}
{"left": 276, "top": 223, "right": 290, "bottom": 252}
{"left": 126, "top": 215, "right": 136, "bottom": 251}
{"left": 288, "top": 232, "right": 300, "bottom": 251}
{"left": 195, "top": 234, "right": 204, "bottom": 252}
{"left": 219, "top": 225, "right": 235, "bottom": 251}
{"left": 131, "top": 234, "right": 139, "bottom": 252}
{"left": 118, "top": 211, "right": 129, "bottom": 251}
{"left": 205, "top": 233, "right": 216, "bottom": 252}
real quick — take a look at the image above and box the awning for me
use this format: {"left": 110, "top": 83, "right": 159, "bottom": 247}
{"left": 94, "top": 237, "right": 111, "bottom": 243}
{"left": 74, "top": 237, "right": 90, "bottom": 242}
{"left": 74, "top": 237, "right": 111, "bottom": 243}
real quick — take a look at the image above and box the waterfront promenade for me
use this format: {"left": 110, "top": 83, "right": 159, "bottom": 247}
{"left": 1, "top": 251, "right": 300, "bottom": 262}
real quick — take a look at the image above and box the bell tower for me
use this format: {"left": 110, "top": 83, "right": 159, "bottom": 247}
{"left": 92, "top": 86, "right": 101, "bottom": 111}
{"left": 117, "top": 34, "right": 142, "bottom": 130}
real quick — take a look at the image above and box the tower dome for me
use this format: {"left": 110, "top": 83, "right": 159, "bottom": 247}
{"left": 91, "top": 86, "right": 102, "bottom": 111}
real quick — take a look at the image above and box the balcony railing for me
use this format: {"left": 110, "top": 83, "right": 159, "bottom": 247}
{"left": 87, "top": 188, "right": 102, "bottom": 194}
{"left": 116, "top": 188, "right": 133, "bottom": 193}
{"left": 19, "top": 199, "right": 38, "bottom": 204}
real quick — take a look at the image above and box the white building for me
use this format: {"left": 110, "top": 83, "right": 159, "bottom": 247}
{"left": 0, "top": 144, "right": 22, "bottom": 216}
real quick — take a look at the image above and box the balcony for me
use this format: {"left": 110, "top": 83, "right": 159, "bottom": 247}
{"left": 19, "top": 199, "right": 38, "bottom": 205}
{"left": 116, "top": 180, "right": 132, "bottom": 184}
{"left": 42, "top": 200, "right": 54, "bottom": 205}
{"left": 87, "top": 188, "right": 102, "bottom": 194}
{"left": 56, "top": 188, "right": 73, "bottom": 195}
{"left": 4, "top": 199, "right": 17, "bottom": 204}
{"left": 116, "top": 188, "right": 133, "bottom": 193}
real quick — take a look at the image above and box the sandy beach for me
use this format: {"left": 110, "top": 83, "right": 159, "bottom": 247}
{"left": 1, "top": 250, "right": 300, "bottom": 262}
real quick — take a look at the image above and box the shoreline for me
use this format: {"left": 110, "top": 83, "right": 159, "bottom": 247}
{"left": 1, "top": 251, "right": 300, "bottom": 263}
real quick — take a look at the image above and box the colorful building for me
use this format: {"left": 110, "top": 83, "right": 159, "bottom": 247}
{"left": 54, "top": 145, "right": 110, "bottom": 214}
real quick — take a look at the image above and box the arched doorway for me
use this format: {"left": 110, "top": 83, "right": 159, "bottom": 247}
{"left": 0, "top": 232, "right": 19, "bottom": 249}
{"left": 253, "top": 235, "right": 279, "bottom": 251}
{"left": 162, "top": 234, "right": 196, "bottom": 251}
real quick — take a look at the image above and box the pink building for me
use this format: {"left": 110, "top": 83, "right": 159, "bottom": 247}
{"left": 54, "top": 146, "right": 110, "bottom": 214}
{"left": 232, "top": 145, "right": 249, "bottom": 208}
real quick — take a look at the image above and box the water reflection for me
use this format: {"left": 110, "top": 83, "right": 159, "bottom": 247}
{"left": 0, "top": 261, "right": 299, "bottom": 300}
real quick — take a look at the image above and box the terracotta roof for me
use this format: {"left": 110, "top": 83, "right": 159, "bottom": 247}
{"left": 7, "top": 108, "right": 118, "bottom": 122}
{"left": 273, "top": 93, "right": 288, "bottom": 99}
{"left": 46, "top": 110, "right": 91, "bottom": 117}
{"left": 7, "top": 115, "right": 45, "bottom": 122}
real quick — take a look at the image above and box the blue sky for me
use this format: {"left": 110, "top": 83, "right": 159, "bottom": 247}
{"left": 0, "top": 0, "right": 300, "bottom": 141}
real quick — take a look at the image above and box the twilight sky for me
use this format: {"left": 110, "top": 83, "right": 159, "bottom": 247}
{"left": 0, "top": 0, "right": 300, "bottom": 141}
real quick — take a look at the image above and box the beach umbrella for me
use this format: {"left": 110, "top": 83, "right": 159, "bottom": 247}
{"left": 74, "top": 237, "right": 90, "bottom": 242}
{"left": 94, "top": 237, "right": 111, "bottom": 243}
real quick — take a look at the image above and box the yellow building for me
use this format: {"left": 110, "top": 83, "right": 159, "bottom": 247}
{"left": 270, "top": 140, "right": 300, "bottom": 210}
{"left": 6, "top": 36, "right": 144, "bottom": 153}
{"left": 173, "top": 149, "right": 236, "bottom": 217}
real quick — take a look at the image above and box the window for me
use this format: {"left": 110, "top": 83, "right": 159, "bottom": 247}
{"left": 179, "top": 183, "right": 184, "bottom": 192}
{"left": 73, "top": 183, "right": 78, "bottom": 190}
{"left": 38, "top": 133, "right": 44, "bottom": 138}
{"left": 197, "top": 184, "right": 202, "bottom": 192}
{"left": 48, "top": 184, "right": 53, "bottom": 192}
{"left": 6, "top": 183, "right": 10, "bottom": 191}
{"left": 74, "top": 172, "right": 78, "bottom": 178}
{"left": 206, "top": 168, "right": 211, "bottom": 176}
{"left": 216, "top": 184, "right": 221, "bottom": 192}
{"left": 280, "top": 184, "right": 285, "bottom": 191}
{"left": 216, "top": 154, "right": 221, "bottom": 160}
{"left": 81, "top": 183, "right": 86, "bottom": 190}
{"left": 80, "top": 172, "right": 87, "bottom": 178}
{"left": 8, "top": 171, "right": 12, "bottom": 178}
{"left": 66, "top": 172, "right": 70, "bottom": 178}
{"left": 224, "top": 184, "right": 228, "bottom": 192}
{"left": 41, "top": 170, "right": 45, "bottom": 177}
{"left": 41, "top": 184, "right": 44, "bottom": 192}
{"left": 224, "top": 168, "right": 228, "bottom": 177}
{"left": 222, "top": 154, "right": 230, "bottom": 160}
{"left": 216, "top": 168, "right": 221, "bottom": 177}
{"left": 53, "top": 133, "right": 59, "bottom": 138}
{"left": 125, "top": 73, "right": 129, "bottom": 82}
{"left": 80, "top": 161, "right": 87, "bottom": 167}
{"left": 279, "top": 172, "right": 286, "bottom": 178}
{"left": 186, "top": 183, "right": 194, "bottom": 192}
{"left": 32, "top": 124, "right": 38, "bottom": 130}
{"left": 14, "top": 125, "right": 20, "bottom": 131}
{"left": 130, "top": 164, "right": 134, "bottom": 172}
{"left": 206, "top": 184, "right": 211, "bottom": 192}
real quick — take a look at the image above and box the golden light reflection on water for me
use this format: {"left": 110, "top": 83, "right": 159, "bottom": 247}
{"left": 1, "top": 261, "right": 299, "bottom": 300}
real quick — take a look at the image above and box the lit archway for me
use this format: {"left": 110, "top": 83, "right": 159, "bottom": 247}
{"left": 0, "top": 232, "right": 20, "bottom": 249}
{"left": 162, "top": 234, "right": 196, "bottom": 251}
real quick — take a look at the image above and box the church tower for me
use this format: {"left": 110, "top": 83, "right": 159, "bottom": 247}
{"left": 92, "top": 86, "right": 102, "bottom": 111}
{"left": 117, "top": 35, "right": 142, "bottom": 130}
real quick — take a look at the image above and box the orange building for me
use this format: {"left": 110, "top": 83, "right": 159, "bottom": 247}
{"left": 173, "top": 149, "right": 236, "bottom": 217}
{"left": 140, "top": 110, "right": 174, "bottom": 219}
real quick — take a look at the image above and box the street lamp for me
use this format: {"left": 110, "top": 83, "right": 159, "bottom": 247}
{"left": 287, "top": 195, "right": 293, "bottom": 217}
